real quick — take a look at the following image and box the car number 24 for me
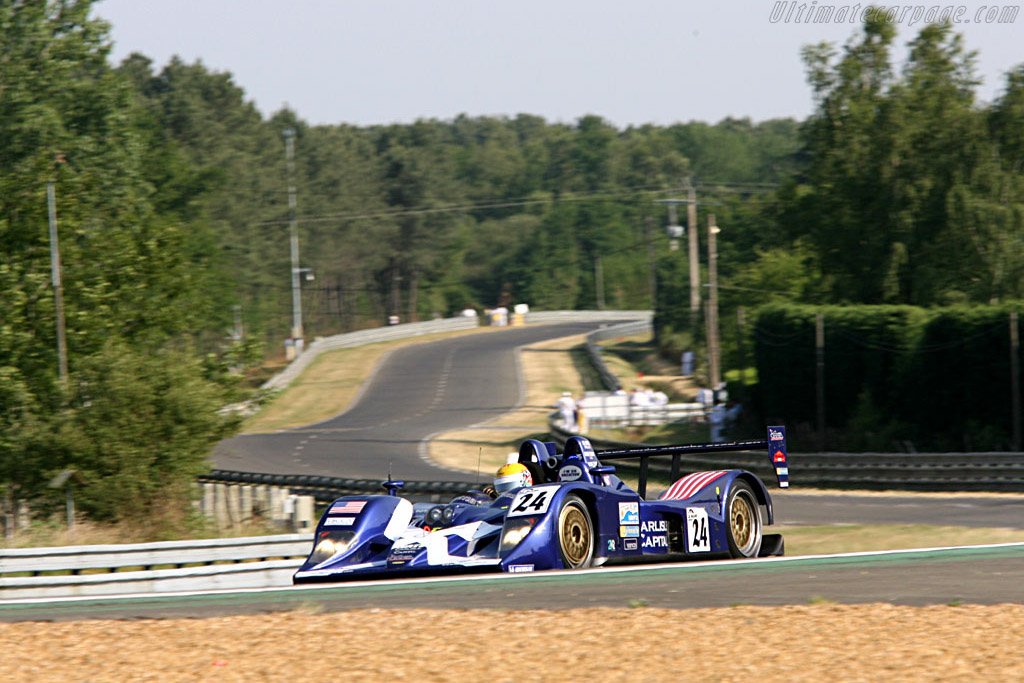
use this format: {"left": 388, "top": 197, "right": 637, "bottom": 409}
{"left": 507, "top": 486, "right": 560, "bottom": 517}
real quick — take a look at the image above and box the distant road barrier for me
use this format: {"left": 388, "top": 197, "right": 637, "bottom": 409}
{"left": 0, "top": 534, "right": 310, "bottom": 599}
{"left": 260, "top": 310, "right": 653, "bottom": 394}
{"left": 548, "top": 418, "right": 1024, "bottom": 493}
{"left": 200, "top": 470, "right": 470, "bottom": 504}
{"left": 262, "top": 316, "right": 482, "bottom": 392}
{"left": 583, "top": 318, "right": 653, "bottom": 391}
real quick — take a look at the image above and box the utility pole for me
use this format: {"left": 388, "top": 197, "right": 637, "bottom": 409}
{"left": 46, "top": 176, "right": 68, "bottom": 388}
{"left": 686, "top": 180, "right": 700, "bottom": 328}
{"left": 1011, "top": 311, "right": 1021, "bottom": 451}
{"left": 816, "top": 311, "right": 826, "bottom": 451}
{"left": 283, "top": 128, "right": 304, "bottom": 355}
{"left": 645, "top": 216, "right": 656, "bottom": 308}
{"left": 594, "top": 256, "right": 605, "bottom": 309}
{"left": 706, "top": 214, "right": 721, "bottom": 389}
{"left": 656, "top": 181, "right": 711, "bottom": 337}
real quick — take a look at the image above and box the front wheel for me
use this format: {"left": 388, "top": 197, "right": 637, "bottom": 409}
{"left": 725, "top": 481, "right": 762, "bottom": 558}
{"left": 557, "top": 494, "right": 594, "bottom": 569}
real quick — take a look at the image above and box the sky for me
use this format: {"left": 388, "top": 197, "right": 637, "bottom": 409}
{"left": 95, "top": 0, "right": 1023, "bottom": 128}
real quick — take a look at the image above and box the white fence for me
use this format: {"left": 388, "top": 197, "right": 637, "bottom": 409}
{"left": 580, "top": 392, "right": 707, "bottom": 428}
{"left": 0, "top": 534, "right": 311, "bottom": 599}
{"left": 525, "top": 310, "right": 653, "bottom": 325}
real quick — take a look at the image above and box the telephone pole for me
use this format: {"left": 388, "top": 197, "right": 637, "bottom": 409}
{"left": 47, "top": 175, "right": 68, "bottom": 388}
{"left": 656, "top": 180, "right": 711, "bottom": 336}
{"left": 686, "top": 180, "right": 700, "bottom": 328}
{"left": 706, "top": 214, "right": 721, "bottom": 389}
{"left": 283, "top": 128, "right": 304, "bottom": 355}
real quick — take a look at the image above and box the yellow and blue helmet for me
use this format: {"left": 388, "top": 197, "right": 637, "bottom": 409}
{"left": 493, "top": 462, "right": 533, "bottom": 494}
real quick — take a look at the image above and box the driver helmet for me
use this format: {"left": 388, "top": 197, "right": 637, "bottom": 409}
{"left": 493, "top": 462, "right": 533, "bottom": 494}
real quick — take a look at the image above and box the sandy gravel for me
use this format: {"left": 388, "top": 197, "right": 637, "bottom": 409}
{"left": 3, "top": 605, "right": 1023, "bottom": 681}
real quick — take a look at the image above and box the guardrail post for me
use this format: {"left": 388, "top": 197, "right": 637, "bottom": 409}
{"left": 213, "top": 484, "right": 230, "bottom": 531}
{"left": 240, "top": 485, "right": 254, "bottom": 523}
{"left": 226, "top": 485, "right": 241, "bottom": 528}
{"left": 292, "top": 495, "right": 315, "bottom": 533}
{"left": 201, "top": 483, "right": 215, "bottom": 520}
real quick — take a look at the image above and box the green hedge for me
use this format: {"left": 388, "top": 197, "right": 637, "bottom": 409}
{"left": 753, "top": 304, "right": 1023, "bottom": 451}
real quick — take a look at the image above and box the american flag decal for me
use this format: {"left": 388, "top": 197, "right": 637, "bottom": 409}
{"left": 659, "top": 470, "right": 727, "bottom": 501}
{"left": 330, "top": 500, "right": 366, "bottom": 515}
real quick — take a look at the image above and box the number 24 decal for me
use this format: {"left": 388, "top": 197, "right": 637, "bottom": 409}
{"left": 508, "top": 486, "right": 557, "bottom": 517}
{"left": 686, "top": 507, "right": 711, "bottom": 552}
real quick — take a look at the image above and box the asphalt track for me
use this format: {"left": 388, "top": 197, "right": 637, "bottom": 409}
{"left": 214, "top": 322, "right": 621, "bottom": 481}
{"left": 2, "top": 544, "right": 1022, "bottom": 621}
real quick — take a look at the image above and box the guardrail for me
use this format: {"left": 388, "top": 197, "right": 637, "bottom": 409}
{"left": 524, "top": 310, "right": 652, "bottom": 325}
{"left": 547, "top": 419, "right": 1024, "bottom": 492}
{"left": 0, "top": 534, "right": 311, "bottom": 599}
{"left": 200, "top": 470, "right": 472, "bottom": 504}
{"left": 583, "top": 319, "right": 654, "bottom": 391}
{"left": 262, "top": 316, "right": 482, "bottom": 392}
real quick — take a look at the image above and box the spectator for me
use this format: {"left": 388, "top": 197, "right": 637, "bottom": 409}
{"left": 651, "top": 390, "right": 669, "bottom": 406}
{"left": 681, "top": 350, "right": 695, "bottom": 376}
{"left": 696, "top": 387, "right": 714, "bottom": 408}
{"left": 629, "top": 388, "right": 649, "bottom": 407}
{"left": 576, "top": 393, "right": 589, "bottom": 434}
{"left": 714, "top": 382, "right": 729, "bottom": 406}
{"left": 556, "top": 391, "right": 577, "bottom": 431}
{"left": 708, "top": 405, "right": 726, "bottom": 442}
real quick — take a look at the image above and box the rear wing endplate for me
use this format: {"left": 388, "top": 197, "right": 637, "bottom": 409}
{"left": 597, "top": 425, "right": 789, "bottom": 499}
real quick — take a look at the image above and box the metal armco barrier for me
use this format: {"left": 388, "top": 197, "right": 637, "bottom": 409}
{"left": 523, "top": 310, "right": 652, "bottom": 325}
{"left": 201, "top": 470, "right": 470, "bottom": 504}
{"left": 262, "top": 316, "right": 482, "bottom": 392}
{"left": 584, "top": 318, "right": 654, "bottom": 392}
{"left": 0, "top": 534, "right": 311, "bottom": 599}
{"left": 547, "top": 419, "right": 1024, "bottom": 492}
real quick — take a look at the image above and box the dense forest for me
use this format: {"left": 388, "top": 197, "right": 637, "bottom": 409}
{"left": 2, "top": 2, "right": 1023, "bottom": 525}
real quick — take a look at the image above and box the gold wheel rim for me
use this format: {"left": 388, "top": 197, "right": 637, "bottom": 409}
{"left": 730, "top": 492, "right": 756, "bottom": 554}
{"left": 559, "top": 504, "right": 591, "bottom": 567}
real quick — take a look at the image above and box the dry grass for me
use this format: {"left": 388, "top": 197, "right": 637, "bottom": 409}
{"left": 4, "top": 605, "right": 1024, "bottom": 680}
{"left": 779, "top": 524, "right": 1024, "bottom": 555}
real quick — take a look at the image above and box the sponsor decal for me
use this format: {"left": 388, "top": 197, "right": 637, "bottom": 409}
{"left": 509, "top": 564, "right": 535, "bottom": 573}
{"left": 619, "top": 525, "right": 640, "bottom": 538}
{"left": 641, "top": 519, "right": 666, "bottom": 533}
{"left": 558, "top": 465, "right": 583, "bottom": 482}
{"left": 618, "top": 502, "right": 640, "bottom": 525}
{"left": 387, "top": 543, "right": 422, "bottom": 565}
{"left": 769, "top": 428, "right": 784, "bottom": 441}
{"left": 660, "top": 471, "right": 727, "bottom": 501}
{"left": 773, "top": 450, "right": 787, "bottom": 463}
{"left": 323, "top": 517, "right": 355, "bottom": 527}
{"left": 607, "top": 539, "right": 616, "bottom": 551}
{"left": 623, "top": 538, "right": 639, "bottom": 551}
{"left": 330, "top": 500, "right": 366, "bottom": 515}
{"left": 776, "top": 467, "right": 789, "bottom": 476}
{"left": 642, "top": 534, "right": 668, "bottom": 549}
{"left": 686, "top": 507, "right": 711, "bottom": 552}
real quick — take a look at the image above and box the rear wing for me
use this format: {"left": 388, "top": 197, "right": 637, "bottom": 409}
{"left": 596, "top": 425, "right": 789, "bottom": 499}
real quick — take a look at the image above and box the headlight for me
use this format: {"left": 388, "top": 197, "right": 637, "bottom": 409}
{"left": 426, "top": 506, "right": 445, "bottom": 527}
{"left": 499, "top": 519, "right": 536, "bottom": 556}
{"left": 309, "top": 532, "right": 354, "bottom": 563}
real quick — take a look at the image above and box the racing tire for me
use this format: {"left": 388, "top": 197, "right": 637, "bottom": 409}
{"left": 557, "top": 494, "right": 594, "bottom": 569}
{"left": 725, "top": 480, "right": 762, "bottom": 558}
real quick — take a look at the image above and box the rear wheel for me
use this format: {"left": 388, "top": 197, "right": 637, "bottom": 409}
{"left": 725, "top": 481, "right": 762, "bottom": 558}
{"left": 557, "top": 495, "right": 594, "bottom": 569}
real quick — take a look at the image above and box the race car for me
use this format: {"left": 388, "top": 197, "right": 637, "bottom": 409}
{"left": 292, "top": 426, "right": 790, "bottom": 582}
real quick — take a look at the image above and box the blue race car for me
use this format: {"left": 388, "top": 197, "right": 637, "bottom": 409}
{"left": 292, "top": 426, "right": 790, "bottom": 582}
